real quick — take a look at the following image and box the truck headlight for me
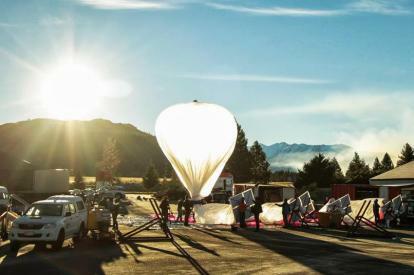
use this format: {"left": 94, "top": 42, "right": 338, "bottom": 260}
{"left": 43, "top": 223, "right": 57, "bottom": 229}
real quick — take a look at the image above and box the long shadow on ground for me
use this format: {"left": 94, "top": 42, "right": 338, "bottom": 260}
{"left": 235, "top": 228, "right": 414, "bottom": 274}
{"left": 194, "top": 228, "right": 241, "bottom": 245}
{"left": 297, "top": 226, "right": 414, "bottom": 247}
{"left": 174, "top": 233, "right": 219, "bottom": 256}
{"left": 0, "top": 240, "right": 126, "bottom": 275}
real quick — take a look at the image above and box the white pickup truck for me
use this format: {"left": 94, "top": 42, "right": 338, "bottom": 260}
{"left": 9, "top": 195, "right": 87, "bottom": 251}
{"left": 0, "top": 186, "right": 10, "bottom": 214}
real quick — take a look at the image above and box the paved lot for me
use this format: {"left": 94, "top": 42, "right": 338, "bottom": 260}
{"left": 1, "top": 195, "right": 414, "bottom": 274}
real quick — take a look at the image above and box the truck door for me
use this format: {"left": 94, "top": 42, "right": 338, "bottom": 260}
{"left": 69, "top": 203, "right": 78, "bottom": 233}
{"left": 63, "top": 204, "right": 73, "bottom": 234}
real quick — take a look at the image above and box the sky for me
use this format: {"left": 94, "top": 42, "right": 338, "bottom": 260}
{"left": 0, "top": 0, "right": 414, "bottom": 164}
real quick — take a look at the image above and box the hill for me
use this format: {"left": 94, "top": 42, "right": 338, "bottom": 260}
{"left": 0, "top": 119, "right": 167, "bottom": 176}
{"left": 261, "top": 142, "right": 352, "bottom": 171}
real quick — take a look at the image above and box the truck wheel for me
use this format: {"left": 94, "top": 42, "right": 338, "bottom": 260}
{"left": 1, "top": 222, "right": 8, "bottom": 241}
{"left": 53, "top": 230, "right": 65, "bottom": 250}
{"left": 1, "top": 230, "right": 8, "bottom": 241}
{"left": 35, "top": 243, "right": 46, "bottom": 250}
{"left": 73, "top": 223, "right": 85, "bottom": 243}
{"left": 10, "top": 241, "right": 20, "bottom": 252}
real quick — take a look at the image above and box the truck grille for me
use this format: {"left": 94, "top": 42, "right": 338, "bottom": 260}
{"left": 18, "top": 233, "right": 42, "bottom": 238}
{"left": 19, "top": 223, "right": 44, "bottom": 230}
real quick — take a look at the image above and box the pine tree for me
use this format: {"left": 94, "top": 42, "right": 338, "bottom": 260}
{"left": 225, "top": 123, "right": 252, "bottom": 182}
{"left": 249, "top": 141, "right": 271, "bottom": 184}
{"left": 162, "top": 161, "right": 173, "bottom": 178}
{"left": 143, "top": 163, "right": 160, "bottom": 189}
{"left": 330, "top": 157, "right": 345, "bottom": 184}
{"left": 372, "top": 157, "right": 382, "bottom": 176}
{"left": 381, "top": 153, "right": 394, "bottom": 171}
{"left": 296, "top": 153, "right": 336, "bottom": 188}
{"left": 345, "top": 152, "right": 371, "bottom": 184}
{"left": 73, "top": 170, "right": 85, "bottom": 190}
{"left": 98, "top": 138, "right": 121, "bottom": 179}
{"left": 397, "top": 143, "right": 414, "bottom": 166}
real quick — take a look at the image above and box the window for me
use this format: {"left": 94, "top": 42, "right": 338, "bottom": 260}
{"left": 76, "top": 201, "right": 85, "bottom": 211}
{"left": 64, "top": 204, "right": 70, "bottom": 215}
{"left": 25, "top": 204, "right": 63, "bottom": 217}
{"left": 69, "top": 203, "right": 76, "bottom": 214}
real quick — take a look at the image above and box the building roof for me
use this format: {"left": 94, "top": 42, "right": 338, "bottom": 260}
{"left": 220, "top": 172, "right": 233, "bottom": 178}
{"left": 234, "top": 182, "right": 295, "bottom": 188}
{"left": 370, "top": 161, "right": 414, "bottom": 187}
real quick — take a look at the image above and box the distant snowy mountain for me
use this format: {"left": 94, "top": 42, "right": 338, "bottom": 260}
{"left": 261, "top": 142, "right": 352, "bottom": 171}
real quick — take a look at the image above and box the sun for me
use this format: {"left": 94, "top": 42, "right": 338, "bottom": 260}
{"left": 40, "top": 60, "right": 104, "bottom": 120}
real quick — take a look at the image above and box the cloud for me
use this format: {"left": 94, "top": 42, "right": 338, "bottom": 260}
{"left": 0, "top": 22, "right": 18, "bottom": 28}
{"left": 250, "top": 91, "right": 414, "bottom": 169}
{"left": 76, "top": 0, "right": 179, "bottom": 10}
{"left": 39, "top": 17, "right": 67, "bottom": 26}
{"left": 205, "top": 3, "right": 345, "bottom": 17}
{"left": 348, "top": 0, "right": 411, "bottom": 15}
{"left": 74, "top": 0, "right": 412, "bottom": 15}
{"left": 0, "top": 47, "right": 40, "bottom": 73}
{"left": 249, "top": 92, "right": 413, "bottom": 118}
{"left": 179, "top": 73, "right": 331, "bottom": 84}
{"left": 335, "top": 108, "right": 414, "bottom": 168}
{"left": 206, "top": 0, "right": 411, "bottom": 17}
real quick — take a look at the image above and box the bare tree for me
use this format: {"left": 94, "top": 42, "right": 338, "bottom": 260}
{"left": 98, "top": 138, "right": 121, "bottom": 179}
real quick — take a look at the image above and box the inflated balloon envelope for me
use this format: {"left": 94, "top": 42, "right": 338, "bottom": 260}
{"left": 193, "top": 203, "right": 235, "bottom": 225}
{"left": 155, "top": 101, "right": 237, "bottom": 201}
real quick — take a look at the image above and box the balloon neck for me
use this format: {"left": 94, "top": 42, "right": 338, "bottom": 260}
{"left": 190, "top": 195, "right": 205, "bottom": 204}
{"left": 191, "top": 199, "right": 205, "bottom": 205}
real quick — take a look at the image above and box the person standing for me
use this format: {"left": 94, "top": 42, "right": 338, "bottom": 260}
{"left": 111, "top": 194, "right": 121, "bottom": 230}
{"left": 176, "top": 198, "right": 184, "bottom": 222}
{"left": 239, "top": 198, "right": 247, "bottom": 228}
{"left": 183, "top": 196, "right": 193, "bottom": 226}
{"left": 373, "top": 199, "right": 380, "bottom": 225}
{"left": 159, "top": 196, "right": 170, "bottom": 224}
{"left": 251, "top": 198, "right": 263, "bottom": 231}
{"left": 277, "top": 199, "right": 290, "bottom": 227}
{"left": 384, "top": 202, "right": 394, "bottom": 228}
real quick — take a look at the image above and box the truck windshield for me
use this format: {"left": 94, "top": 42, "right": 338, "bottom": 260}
{"left": 25, "top": 204, "right": 63, "bottom": 217}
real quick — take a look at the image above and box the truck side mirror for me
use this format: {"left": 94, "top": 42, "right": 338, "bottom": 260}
{"left": 65, "top": 212, "right": 71, "bottom": 217}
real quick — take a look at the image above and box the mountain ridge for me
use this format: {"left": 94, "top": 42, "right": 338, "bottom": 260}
{"left": 261, "top": 142, "right": 352, "bottom": 171}
{"left": 0, "top": 118, "right": 167, "bottom": 177}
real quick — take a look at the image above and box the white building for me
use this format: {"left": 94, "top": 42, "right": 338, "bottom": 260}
{"left": 212, "top": 172, "right": 234, "bottom": 192}
{"left": 370, "top": 160, "right": 414, "bottom": 200}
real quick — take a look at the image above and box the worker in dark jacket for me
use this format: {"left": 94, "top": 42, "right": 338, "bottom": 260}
{"left": 239, "top": 198, "right": 247, "bottom": 228}
{"left": 176, "top": 198, "right": 184, "bottom": 222}
{"left": 277, "top": 199, "right": 291, "bottom": 227}
{"left": 373, "top": 199, "right": 380, "bottom": 225}
{"left": 111, "top": 195, "right": 121, "bottom": 230}
{"left": 159, "top": 196, "right": 170, "bottom": 224}
{"left": 183, "top": 196, "right": 193, "bottom": 226}
{"left": 384, "top": 202, "right": 394, "bottom": 228}
{"left": 251, "top": 198, "right": 263, "bottom": 231}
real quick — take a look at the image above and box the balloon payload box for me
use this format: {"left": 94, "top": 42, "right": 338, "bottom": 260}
{"left": 88, "top": 207, "right": 111, "bottom": 230}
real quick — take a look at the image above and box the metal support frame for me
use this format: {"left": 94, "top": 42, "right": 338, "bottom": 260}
{"left": 347, "top": 200, "right": 393, "bottom": 238}
{"left": 300, "top": 210, "right": 316, "bottom": 227}
{"left": 288, "top": 209, "right": 309, "bottom": 227}
{"left": 0, "top": 210, "right": 19, "bottom": 241}
{"left": 118, "top": 198, "right": 173, "bottom": 242}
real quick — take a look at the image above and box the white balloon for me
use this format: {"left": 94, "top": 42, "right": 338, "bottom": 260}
{"left": 193, "top": 204, "right": 235, "bottom": 225}
{"left": 155, "top": 101, "right": 237, "bottom": 200}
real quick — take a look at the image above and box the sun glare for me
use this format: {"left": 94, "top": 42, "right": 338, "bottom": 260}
{"left": 40, "top": 61, "right": 104, "bottom": 119}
